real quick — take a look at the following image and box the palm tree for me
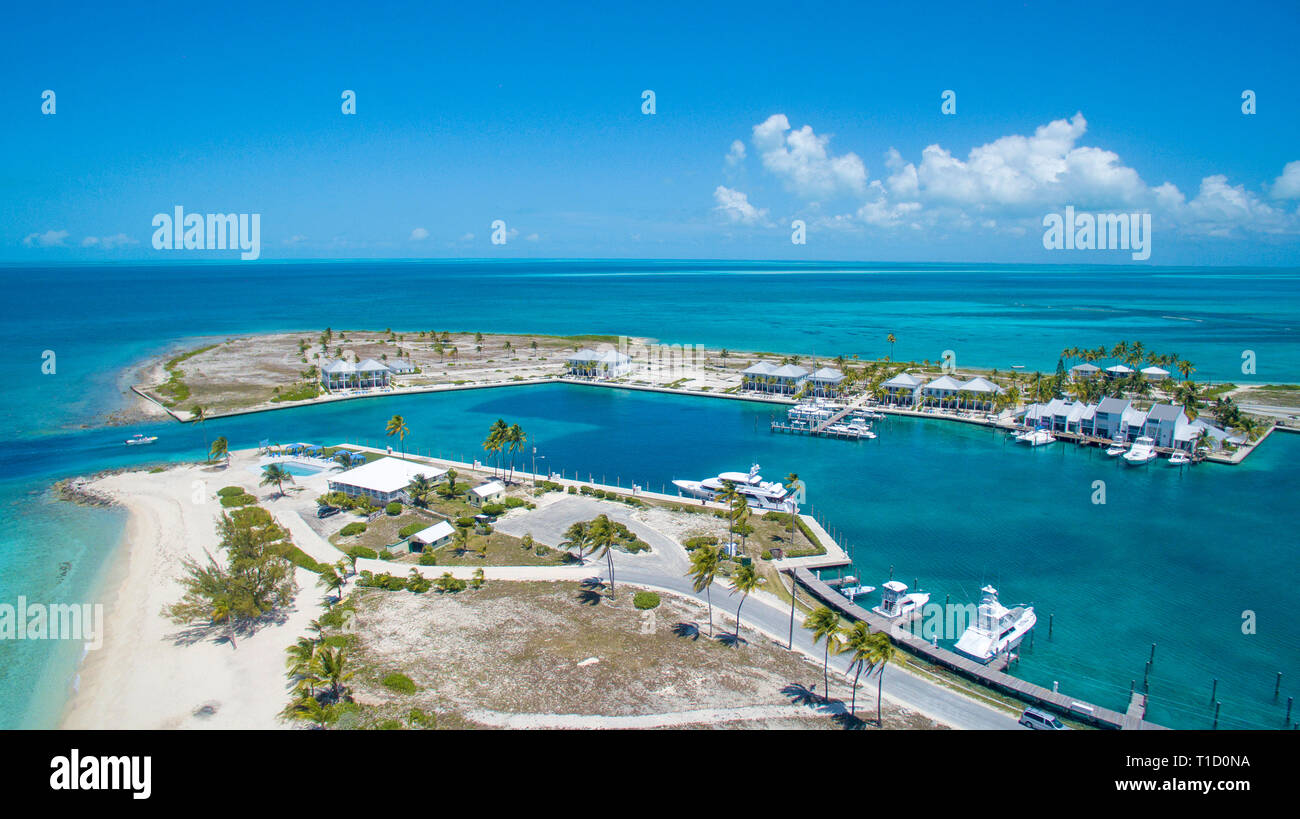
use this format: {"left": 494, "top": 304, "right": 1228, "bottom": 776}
{"left": 886, "top": 333, "right": 896, "bottom": 360}
{"left": 506, "top": 423, "right": 527, "bottom": 483}
{"left": 803, "top": 605, "right": 841, "bottom": 702}
{"left": 561, "top": 520, "right": 594, "bottom": 563}
{"left": 209, "top": 436, "right": 229, "bottom": 464}
{"left": 1177, "top": 359, "right": 1196, "bottom": 382}
{"left": 686, "top": 544, "right": 721, "bottom": 636}
{"left": 317, "top": 566, "right": 344, "bottom": 604}
{"left": 837, "top": 620, "right": 874, "bottom": 717}
{"left": 191, "top": 404, "right": 210, "bottom": 458}
{"left": 408, "top": 473, "right": 432, "bottom": 507}
{"left": 443, "top": 468, "right": 458, "bottom": 495}
{"left": 729, "top": 563, "right": 763, "bottom": 640}
{"left": 483, "top": 419, "right": 508, "bottom": 477}
{"left": 315, "top": 645, "right": 354, "bottom": 702}
{"left": 281, "top": 694, "right": 334, "bottom": 729}
{"left": 385, "top": 414, "right": 410, "bottom": 458}
{"left": 587, "top": 514, "right": 619, "bottom": 598}
{"left": 783, "top": 473, "right": 801, "bottom": 547}
{"left": 865, "top": 631, "right": 897, "bottom": 727}
{"left": 260, "top": 463, "right": 294, "bottom": 498}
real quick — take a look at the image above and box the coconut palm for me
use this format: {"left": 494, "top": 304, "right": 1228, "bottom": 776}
{"left": 260, "top": 463, "right": 294, "bottom": 498}
{"left": 506, "top": 423, "right": 527, "bottom": 483}
{"left": 314, "top": 645, "right": 354, "bottom": 702}
{"left": 484, "top": 419, "right": 509, "bottom": 477}
{"left": 1177, "top": 359, "right": 1196, "bottom": 382}
{"left": 837, "top": 620, "right": 875, "bottom": 717}
{"left": 865, "top": 631, "right": 897, "bottom": 727}
{"left": 729, "top": 562, "right": 763, "bottom": 640}
{"left": 587, "top": 514, "right": 619, "bottom": 598}
{"left": 886, "top": 333, "right": 896, "bottom": 360}
{"left": 561, "top": 520, "right": 594, "bottom": 563}
{"left": 408, "top": 474, "right": 432, "bottom": 507}
{"left": 803, "top": 605, "right": 842, "bottom": 703}
{"left": 209, "top": 436, "right": 229, "bottom": 463}
{"left": 192, "top": 404, "right": 210, "bottom": 458}
{"left": 686, "top": 544, "right": 721, "bottom": 636}
{"left": 385, "top": 414, "right": 410, "bottom": 458}
{"left": 281, "top": 694, "right": 334, "bottom": 729}
{"left": 783, "top": 472, "right": 802, "bottom": 547}
{"left": 317, "top": 566, "right": 344, "bottom": 604}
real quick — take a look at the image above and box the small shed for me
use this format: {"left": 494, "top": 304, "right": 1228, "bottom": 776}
{"left": 469, "top": 480, "right": 506, "bottom": 507}
{"left": 408, "top": 520, "right": 455, "bottom": 552}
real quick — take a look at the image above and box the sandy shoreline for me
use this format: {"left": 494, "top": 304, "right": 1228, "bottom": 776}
{"left": 60, "top": 457, "right": 326, "bottom": 729}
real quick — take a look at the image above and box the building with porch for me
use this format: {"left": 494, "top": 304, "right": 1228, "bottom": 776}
{"left": 326, "top": 457, "right": 447, "bottom": 505}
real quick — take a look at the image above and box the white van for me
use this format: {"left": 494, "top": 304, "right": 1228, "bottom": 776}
{"left": 1019, "top": 708, "right": 1068, "bottom": 730}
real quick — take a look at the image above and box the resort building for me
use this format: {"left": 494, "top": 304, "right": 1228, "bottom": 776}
{"left": 741, "top": 362, "right": 809, "bottom": 395}
{"left": 1141, "top": 403, "right": 1189, "bottom": 447}
{"left": 959, "top": 376, "right": 1004, "bottom": 410}
{"left": 806, "top": 367, "right": 845, "bottom": 397}
{"left": 386, "top": 359, "right": 417, "bottom": 375}
{"left": 1092, "top": 397, "right": 1131, "bottom": 440}
{"left": 469, "top": 480, "right": 506, "bottom": 507}
{"left": 881, "top": 372, "right": 924, "bottom": 405}
{"left": 1021, "top": 399, "right": 1201, "bottom": 451}
{"left": 1140, "top": 366, "right": 1170, "bottom": 380}
{"left": 1104, "top": 364, "right": 1135, "bottom": 379}
{"left": 921, "top": 375, "right": 965, "bottom": 406}
{"left": 320, "top": 358, "right": 393, "bottom": 391}
{"left": 567, "top": 349, "right": 633, "bottom": 380}
{"left": 1069, "top": 363, "right": 1101, "bottom": 381}
{"left": 408, "top": 520, "right": 455, "bottom": 552}
{"left": 326, "top": 457, "right": 447, "bottom": 505}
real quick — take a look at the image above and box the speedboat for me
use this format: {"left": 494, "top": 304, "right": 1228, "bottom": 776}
{"left": 1104, "top": 439, "right": 1128, "bottom": 457}
{"left": 1167, "top": 451, "right": 1191, "bottom": 466}
{"left": 954, "top": 585, "right": 1037, "bottom": 664}
{"left": 825, "top": 575, "right": 875, "bottom": 603}
{"left": 672, "top": 463, "right": 792, "bottom": 510}
{"left": 856, "top": 409, "right": 886, "bottom": 420}
{"left": 125, "top": 434, "right": 158, "bottom": 446}
{"left": 1123, "top": 436, "right": 1158, "bottom": 465}
{"left": 1016, "top": 429, "right": 1055, "bottom": 446}
{"left": 872, "top": 581, "right": 930, "bottom": 619}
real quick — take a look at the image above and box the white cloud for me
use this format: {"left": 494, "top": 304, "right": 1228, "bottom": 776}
{"left": 725, "top": 139, "right": 746, "bottom": 169}
{"left": 82, "top": 233, "right": 139, "bottom": 249}
{"left": 713, "top": 186, "right": 770, "bottom": 225}
{"left": 23, "top": 229, "right": 69, "bottom": 247}
{"left": 409, "top": 227, "right": 429, "bottom": 241}
{"left": 1270, "top": 160, "right": 1300, "bottom": 199}
{"left": 751, "top": 114, "right": 866, "bottom": 200}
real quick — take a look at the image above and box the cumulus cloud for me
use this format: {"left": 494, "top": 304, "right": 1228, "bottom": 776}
{"left": 725, "top": 139, "right": 746, "bottom": 169}
{"left": 713, "top": 186, "right": 770, "bottom": 225}
{"left": 409, "top": 227, "right": 429, "bottom": 241}
{"left": 23, "top": 229, "right": 69, "bottom": 247}
{"left": 751, "top": 114, "right": 866, "bottom": 200}
{"left": 1271, "top": 161, "right": 1300, "bottom": 200}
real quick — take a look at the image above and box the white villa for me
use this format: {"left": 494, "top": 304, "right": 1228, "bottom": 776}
{"left": 881, "top": 372, "right": 924, "bottom": 405}
{"left": 320, "top": 358, "right": 395, "bottom": 391}
{"left": 567, "top": 349, "right": 633, "bottom": 380}
{"left": 1069, "top": 363, "right": 1101, "bottom": 381}
{"left": 326, "top": 457, "right": 448, "bottom": 505}
{"left": 469, "top": 480, "right": 506, "bottom": 507}
{"left": 408, "top": 520, "right": 455, "bottom": 552}
{"left": 1140, "top": 365, "right": 1170, "bottom": 380}
{"left": 1021, "top": 399, "right": 1201, "bottom": 451}
{"left": 920, "top": 375, "right": 1005, "bottom": 410}
{"left": 806, "top": 367, "right": 845, "bottom": 397}
{"left": 741, "top": 362, "right": 809, "bottom": 395}
{"left": 1104, "top": 364, "right": 1135, "bottom": 379}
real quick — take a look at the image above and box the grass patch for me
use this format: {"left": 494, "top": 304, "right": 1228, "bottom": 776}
{"left": 155, "top": 344, "right": 218, "bottom": 406}
{"left": 633, "top": 591, "right": 661, "bottom": 610}
{"left": 381, "top": 672, "right": 419, "bottom": 695}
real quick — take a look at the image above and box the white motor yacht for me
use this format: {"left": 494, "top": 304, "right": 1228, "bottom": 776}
{"left": 1104, "top": 439, "right": 1128, "bottom": 457}
{"left": 672, "top": 464, "right": 792, "bottom": 510}
{"left": 872, "top": 581, "right": 930, "bottom": 619}
{"left": 1123, "top": 436, "right": 1158, "bottom": 465}
{"left": 954, "top": 585, "right": 1037, "bottom": 664}
{"left": 1167, "top": 451, "right": 1192, "bottom": 466}
{"left": 1016, "top": 429, "right": 1055, "bottom": 446}
{"left": 125, "top": 433, "right": 158, "bottom": 446}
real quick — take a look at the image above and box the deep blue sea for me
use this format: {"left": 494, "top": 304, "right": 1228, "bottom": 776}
{"left": 1, "top": 259, "right": 1297, "bottom": 729}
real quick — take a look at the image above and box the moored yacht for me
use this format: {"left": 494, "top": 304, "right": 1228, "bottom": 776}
{"left": 1016, "top": 428, "right": 1055, "bottom": 446}
{"left": 954, "top": 585, "right": 1037, "bottom": 664}
{"left": 1104, "top": 439, "right": 1128, "bottom": 457}
{"left": 1123, "top": 436, "right": 1158, "bottom": 465}
{"left": 672, "top": 463, "right": 792, "bottom": 510}
{"left": 871, "top": 580, "right": 930, "bottom": 619}
{"left": 1167, "top": 451, "right": 1192, "bottom": 466}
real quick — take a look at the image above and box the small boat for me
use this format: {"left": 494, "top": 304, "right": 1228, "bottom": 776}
{"left": 1123, "top": 436, "right": 1158, "bottom": 465}
{"left": 954, "top": 585, "right": 1037, "bottom": 664}
{"left": 1168, "top": 452, "right": 1191, "bottom": 466}
{"left": 825, "top": 575, "right": 876, "bottom": 603}
{"left": 124, "top": 434, "right": 157, "bottom": 446}
{"left": 872, "top": 581, "right": 930, "bottom": 620}
{"left": 1104, "top": 439, "right": 1128, "bottom": 457}
{"left": 1016, "top": 429, "right": 1055, "bottom": 447}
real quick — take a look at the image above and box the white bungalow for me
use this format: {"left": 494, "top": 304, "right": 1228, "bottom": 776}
{"left": 567, "top": 349, "right": 632, "bottom": 379}
{"left": 741, "top": 361, "right": 778, "bottom": 391}
{"left": 960, "top": 376, "right": 1004, "bottom": 410}
{"left": 320, "top": 358, "right": 393, "bottom": 391}
{"left": 386, "top": 359, "right": 417, "bottom": 375}
{"left": 408, "top": 520, "right": 455, "bottom": 552}
{"left": 921, "top": 374, "right": 965, "bottom": 407}
{"left": 469, "top": 480, "right": 506, "bottom": 507}
{"left": 743, "top": 362, "right": 808, "bottom": 395}
{"left": 326, "top": 457, "right": 447, "bottom": 505}
{"left": 806, "top": 367, "right": 845, "bottom": 397}
{"left": 1140, "top": 366, "right": 1170, "bottom": 381}
{"left": 1069, "top": 363, "right": 1101, "bottom": 381}
{"left": 882, "top": 372, "right": 924, "bottom": 405}
{"left": 1104, "top": 364, "right": 1135, "bottom": 379}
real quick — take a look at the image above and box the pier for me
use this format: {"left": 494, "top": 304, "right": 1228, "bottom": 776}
{"left": 789, "top": 567, "right": 1167, "bottom": 730}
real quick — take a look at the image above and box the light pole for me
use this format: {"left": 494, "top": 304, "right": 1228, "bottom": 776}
{"left": 531, "top": 447, "right": 546, "bottom": 488}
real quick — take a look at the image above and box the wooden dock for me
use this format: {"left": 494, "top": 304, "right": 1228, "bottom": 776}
{"left": 790, "top": 568, "right": 1167, "bottom": 730}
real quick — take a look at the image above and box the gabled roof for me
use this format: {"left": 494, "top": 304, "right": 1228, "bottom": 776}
{"left": 471, "top": 480, "right": 505, "bottom": 497}
{"left": 322, "top": 359, "right": 355, "bottom": 374}
{"left": 356, "top": 358, "right": 391, "bottom": 372}
{"left": 1070, "top": 363, "right": 1100, "bottom": 373}
{"left": 1105, "top": 364, "right": 1135, "bottom": 374}
{"left": 883, "top": 372, "right": 923, "bottom": 388}
{"left": 1121, "top": 406, "right": 1148, "bottom": 426}
{"left": 924, "top": 375, "right": 964, "bottom": 391}
{"left": 410, "top": 521, "right": 455, "bottom": 543}
{"left": 742, "top": 361, "right": 778, "bottom": 375}
{"left": 1096, "top": 397, "right": 1131, "bottom": 415}
{"left": 568, "top": 349, "right": 600, "bottom": 362}
{"left": 1145, "top": 403, "right": 1184, "bottom": 422}
{"left": 961, "top": 376, "right": 1003, "bottom": 394}
{"left": 808, "top": 367, "right": 844, "bottom": 381}
{"left": 329, "top": 457, "right": 446, "bottom": 493}
{"left": 771, "top": 364, "right": 809, "bottom": 378}
{"left": 1140, "top": 366, "right": 1170, "bottom": 376}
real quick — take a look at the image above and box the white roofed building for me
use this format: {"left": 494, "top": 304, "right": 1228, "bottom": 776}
{"left": 320, "top": 358, "right": 393, "bottom": 391}
{"left": 408, "top": 520, "right": 455, "bottom": 552}
{"left": 881, "top": 372, "right": 923, "bottom": 405}
{"left": 469, "top": 480, "right": 506, "bottom": 507}
{"left": 742, "top": 362, "right": 808, "bottom": 395}
{"left": 806, "top": 367, "right": 845, "bottom": 397}
{"left": 326, "top": 457, "right": 447, "bottom": 505}
{"left": 568, "top": 349, "right": 632, "bottom": 379}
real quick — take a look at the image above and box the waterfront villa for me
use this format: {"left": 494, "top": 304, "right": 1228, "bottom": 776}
{"left": 1140, "top": 365, "right": 1170, "bottom": 380}
{"left": 921, "top": 374, "right": 965, "bottom": 406}
{"left": 567, "top": 349, "right": 633, "bottom": 379}
{"left": 881, "top": 372, "right": 924, "bottom": 405}
{"left": 1069, "top": 363, "right": 1101, "bottom": 381}
{"left": 1093, "top": 397, "right": 1131, "bottom": 439}
{"left": 326, "top": 457, "right": 447, "bottom": 505}
{"left": 1104, "top": 364, "right": 1135, "bottom": 379}
{"left": 469, "top": 480, "right": 506, "bottom": 507}
{"left": 961, "top": 376, "right": 1005, "bottom": 410}
{"left": 320, "top": 358, "right": 394, "bottom": 391}
{"left": 1022, "top": 399, "right": 1202, "bottom": 451}
{"left": 386, "top": 359, "right": 417, "bottom": 375}
{"left": 742, "top": 362, "right": 809, "bottom": 395}
{"left": 806, "top": 367, "right": 845, "bottom": 397}
{"left": 407, "top": 520, "right": 455, "bottom": 552}
{"left": 920, "top": 374, "right": 1004, "bottom": 410}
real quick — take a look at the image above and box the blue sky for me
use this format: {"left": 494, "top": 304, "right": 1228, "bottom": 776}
{"left": 2, "top": 0, "right": 1299, "bottom": 264}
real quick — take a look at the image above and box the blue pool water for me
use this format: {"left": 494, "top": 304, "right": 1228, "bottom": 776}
{"left": 0, "top": 259, "right": 1296, "bottom": 729}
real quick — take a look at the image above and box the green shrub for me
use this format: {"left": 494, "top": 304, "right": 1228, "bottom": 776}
{"left": 230, "top": 506, "right": 273, "bottom": 527}
{"left": 633, "top": 591, "right": 661, "bottom": 610}
{"left": 436, "top": 572, "right": 467, "bottom": 593}
{"left": 761, "top": 550, "right": 772, "bottom": 560}
{"left": 382, "top": 672, "right": 418, "bottom": 694}
{"left": 418, "top": 551, "right": 438, "bottom": 566}
{"left": 683, "top": 535, "right": 718, "bottom": 551}
{"left": 567, "top": 485, "right": 577, "bottom": 494}
{"left": 385, "top": 501, "right": 403, "bottom": 516}
{"left": 480, "top": 502, "right": 506, "bottom": 516}
{"left": 347, "top": 545, "right": 378, "bottom": 560}
{"left": 455, "top": 516, "right": 476, "bottom": 528}
{"left": 375, "top": 719, "right": 405, "bottom": 730}
{"left": 408, "top": 708, "right": 436, "bottom": 729}
{"left": 339, "top": 522, "right": 367, "bottom": 537}
{"left": 217, "top": 486, "right": 245, "bottom": 497}
{"left": 219, "top": 493, "right": 256, "bottom": 508}
{"left": 398, "top": 522, "right": 426, "bottom": 538}
{"left": 503, "top": 496, "right": 526, "bottom": 508}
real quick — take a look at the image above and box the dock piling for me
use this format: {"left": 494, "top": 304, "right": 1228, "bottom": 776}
{"left": 1048, "top": 613, "right": 1054, "bottom": 639}
{"left": 1287, "top": 696, "right": 1294, "bottom": 725}
{"left": 1276, "top": 671, "right": 1283, "bottom": 699}
{"left": 1213, "top": 701, "right": 1221, "bottom": 729}
{"left": 1210, "top": 678, "right": 1218, "bottom": 703}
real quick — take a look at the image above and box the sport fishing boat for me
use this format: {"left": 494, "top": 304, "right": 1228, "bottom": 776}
{"left": 124, "top": 433, "right": 158, "bottom": 446}
{"left": 872, "top": 581, "right": 930, "bottom": 620}
{"left": 1167, "top": 451, "right": 1192, "bottom": 466}
{"left": 1123, "top": 436, "right": 1158, "bottom": 465}
{"left": 672, "top": 464, "right": 792, "bottom": 510}
{"left": 954, "top": 585, "right": 1037, "bottom": 664}
{"left": 1015, "top": 428, "right": 1055, "bottom": 446}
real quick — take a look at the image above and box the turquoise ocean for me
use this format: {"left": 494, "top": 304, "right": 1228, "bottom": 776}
{"left": 0, "top": 260, "right": 1296, "bottom": 729}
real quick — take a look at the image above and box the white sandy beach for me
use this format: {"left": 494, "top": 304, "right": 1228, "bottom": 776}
{"left": 61, "top": 455, "right": 326, "bottom": 729}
